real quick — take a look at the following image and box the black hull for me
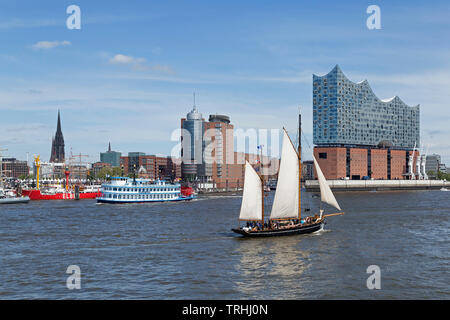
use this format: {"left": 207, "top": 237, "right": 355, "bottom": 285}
{"left": 232, "top": 221, "right": 324, "bottom": 237}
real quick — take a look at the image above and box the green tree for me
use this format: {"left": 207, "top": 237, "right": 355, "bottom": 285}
{"left": 111, "top": 167, "right": 123, "bottom": 177}
{"left": 96, "top": 167, "right": 112, "bottom": 180}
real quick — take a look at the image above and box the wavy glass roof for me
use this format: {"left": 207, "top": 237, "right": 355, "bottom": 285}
{"left": 312, "top": 65, "right": 420, "bottom": 149}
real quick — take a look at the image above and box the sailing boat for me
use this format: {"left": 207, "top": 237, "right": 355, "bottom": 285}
{"left": 232, "top": 115, "right": 344, "bottom": 237}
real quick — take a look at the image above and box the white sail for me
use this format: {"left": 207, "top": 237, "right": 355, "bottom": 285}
{"left": 270, "top": 130, "right": 299, "bottom": 219}
{"left": 239, "top": 161, "right": 263, "bottom": 221}
{"left": 313, "top": 156, "right": 341, "bottom": 211}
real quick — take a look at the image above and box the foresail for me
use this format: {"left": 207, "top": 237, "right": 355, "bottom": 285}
{"left": 270, "top": 130, "right": 299, "bottom": 219}
{"left": 239, "top": 161, "right": 263, "bottom": 220}
{"left": 313, "top": 156, "right": 341, "bottom": 211}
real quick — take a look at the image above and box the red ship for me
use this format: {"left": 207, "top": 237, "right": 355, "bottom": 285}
{"left": 22, "top": 186, "right": 101, "bottom": 200}
{"left": 22, "top": 157, "right": 100, "bottom": 200}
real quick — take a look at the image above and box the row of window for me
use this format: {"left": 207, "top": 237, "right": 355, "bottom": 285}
{"left": 103, "top": 193, "right": 180, "bottom": 200}
{"left": 103, "top": 187, "right": 178, "bottom": 192}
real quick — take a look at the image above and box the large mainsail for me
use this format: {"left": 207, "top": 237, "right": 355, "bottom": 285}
{"left": 270, "top": 130, "right": 299, "bottom": 219}
{"left": 313, "top": 155, "right": 341, "bottom": 211}
{"left": 239, "top": 161, "right": 263, "bottom": 221}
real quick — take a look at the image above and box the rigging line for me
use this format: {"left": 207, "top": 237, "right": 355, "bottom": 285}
{"left": 300, "top": 127, "right": 313, "bottom": 155}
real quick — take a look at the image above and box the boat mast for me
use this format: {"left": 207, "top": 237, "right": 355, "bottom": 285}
{"left": 261, "top": 174, "right": 265, "bottom": 224}
{"left": 298, "top": 111, "right": 302, "bottom": 221}
{"left": 259, "top": 145, "right": 265, "bottom": 224}
{"left": 0, "top": 147, "right": 7, "bottom": 189}
{"left": 34, "top": 155, "right": 41, "bottom": 190}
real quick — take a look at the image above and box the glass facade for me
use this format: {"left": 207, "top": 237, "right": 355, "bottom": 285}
{"left": 313, "top": 65, "right": 420, "bottom": 149}
{"left": 181, "top": 105, "right": 204, "bottom": 176}
{"left": 100, "top": 151, "right": 121, "bottom": 167}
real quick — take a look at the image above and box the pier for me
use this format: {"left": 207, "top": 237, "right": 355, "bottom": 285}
{"left": 304, "top": 179, "right": 450, "bottom": 192}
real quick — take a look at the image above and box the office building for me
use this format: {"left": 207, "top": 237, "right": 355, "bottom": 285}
{"left": 1, "top": 158, "right": 29, "bottom": 178}
{"left": 100, "top": 143, "right": 122, "bottom": 167}
{"left": 120, "top": 153, "right": 181, "bottom": 181}
{"left": 180, "top": 104, "right": 279, "bottom": 189}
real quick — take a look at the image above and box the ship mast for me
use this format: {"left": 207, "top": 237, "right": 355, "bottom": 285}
{"left": 34, "top": 155, "right": 41, "bottom": 190}
{"left": 259, "top": 146, "right": 265, "bottom": 224}
{"left": 261, "top": 173, "right": 265, "bottom": 224}
{"left": 298, "top": 111, "right": 302, "bottom": 221}
{"left": 0, "top": 147, "right": 7, "bottom": 189}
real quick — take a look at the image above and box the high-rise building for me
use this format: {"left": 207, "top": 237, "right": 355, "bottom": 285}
{"left": 312, "top": 66, "right": 421, "bottom": 180}
{"left": 204, "top": 114, "right": 235, "bottom": 186}
{"left": 180, "top": 103, "right": 279, "bottom": 189}
{"left": 180, "top": 104, "right": 235, "bottom": 184}
{"left": 49, "top": 110, "right": 65, "bottom": 163}
{"left": 100, "top": 143, "right": 122, "bottom": 167}
{"left": 181, "top": 104, "right": 204, "bottom": 179}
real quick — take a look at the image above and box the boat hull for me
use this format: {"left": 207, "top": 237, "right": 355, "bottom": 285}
{"left": 22, "top": 189, "right": 101, "bottom": 200}
{"left": 96, "top": 195, "right": 195, "bottom": 204}
{"left": 0, "top": 196, "right": 30, "bottom": 204}
{"left": 232, "top": 221, "right": 324, "bottom": 237}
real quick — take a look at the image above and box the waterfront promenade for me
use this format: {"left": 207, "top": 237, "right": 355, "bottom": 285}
{"left": 305, "top": 179, "right": 450, "bottom": 192}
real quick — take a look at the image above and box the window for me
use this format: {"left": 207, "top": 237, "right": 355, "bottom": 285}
{"left": 319, "top": 153, "right": 327, "bottom": 159}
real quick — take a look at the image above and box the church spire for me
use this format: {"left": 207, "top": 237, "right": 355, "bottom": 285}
{"left": 56, "top": 109, "right": 62, "bottom": 134}
{"left": 50, "top": 110, "right": 65, "bottom": 163}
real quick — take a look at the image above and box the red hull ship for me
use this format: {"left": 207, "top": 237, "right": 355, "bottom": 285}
{"left": 23, "top": 156, "right": 101, "bottom": 200}
{"left": 22, "top": 189, "right": 101, "bottom": 200}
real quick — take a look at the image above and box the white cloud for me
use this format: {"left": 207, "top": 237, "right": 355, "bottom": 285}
{"left": 109, "top": 54, "right": 145, "bottom": 65}
{"left": 32, "top": 40, "right": 71, "bottom": 49}
{"left": 108, "top": 54, "right": 175, "bottom": 74}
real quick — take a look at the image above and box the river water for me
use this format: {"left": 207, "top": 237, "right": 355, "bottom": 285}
{"left": 0, "top": 190, "right": 448, "bottom": 299}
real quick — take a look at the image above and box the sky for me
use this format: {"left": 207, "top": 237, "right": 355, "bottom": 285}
{"left": 0, "top": 0, "right": 449, "bottom": 165}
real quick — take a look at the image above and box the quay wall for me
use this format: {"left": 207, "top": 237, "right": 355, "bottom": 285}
{"left": 304, "top": 180, "right": 450, "bottom": 192}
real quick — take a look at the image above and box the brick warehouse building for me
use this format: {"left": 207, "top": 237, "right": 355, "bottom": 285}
{"left": 313, "top": 66, "right": 420, "bottom": 180}
{"left": 120, "top": 153, "right": 181, "bottom": 181}
{"left": 1, "top": 158, "right": 29, "bottom": 178}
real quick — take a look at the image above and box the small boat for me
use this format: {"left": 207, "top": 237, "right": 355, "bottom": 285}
{"left": 96, "top": 177, "right": 195, "bottom": 204}
{"left": 0, "top": 188, "right": 30, "bottom": 204}
{"left": 232, "top": 112, "right": 344, "bottom": 237}
{"left": 440, "top": 187, "right": 449, "bottom": 192}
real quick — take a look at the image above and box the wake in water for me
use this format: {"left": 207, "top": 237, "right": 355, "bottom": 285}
{"left": 312, "top": 224, "right": 330, "bottom": 235}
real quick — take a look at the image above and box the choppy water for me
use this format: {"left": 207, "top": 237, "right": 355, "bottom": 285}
{"left": 0, "top": 190, "right": 449, "bottom": 299}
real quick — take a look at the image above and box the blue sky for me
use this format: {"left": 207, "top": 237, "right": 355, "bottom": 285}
{"left": 0, "top": 0, "right": 449, "bottom": 164}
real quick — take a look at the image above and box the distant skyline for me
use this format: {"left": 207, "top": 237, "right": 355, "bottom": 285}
{"left": 0, "top": 0, "right": 449, "bottom": 165}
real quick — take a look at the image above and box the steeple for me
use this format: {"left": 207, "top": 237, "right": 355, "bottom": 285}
{"left": 49, "top": 110, "right": 65, "bottom": 163}
{"left": 56, "top": 109, "right": 62, "bottom": 134}
{"left": 108, "top": 142, "right": 111, "bottom": 152}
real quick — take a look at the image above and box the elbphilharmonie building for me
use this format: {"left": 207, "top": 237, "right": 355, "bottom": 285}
{"left": 312, "top": 65, "right": 422, "bottom": 180}
{"left": 313, "top": 65, "right": 420, "bottom": 149}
